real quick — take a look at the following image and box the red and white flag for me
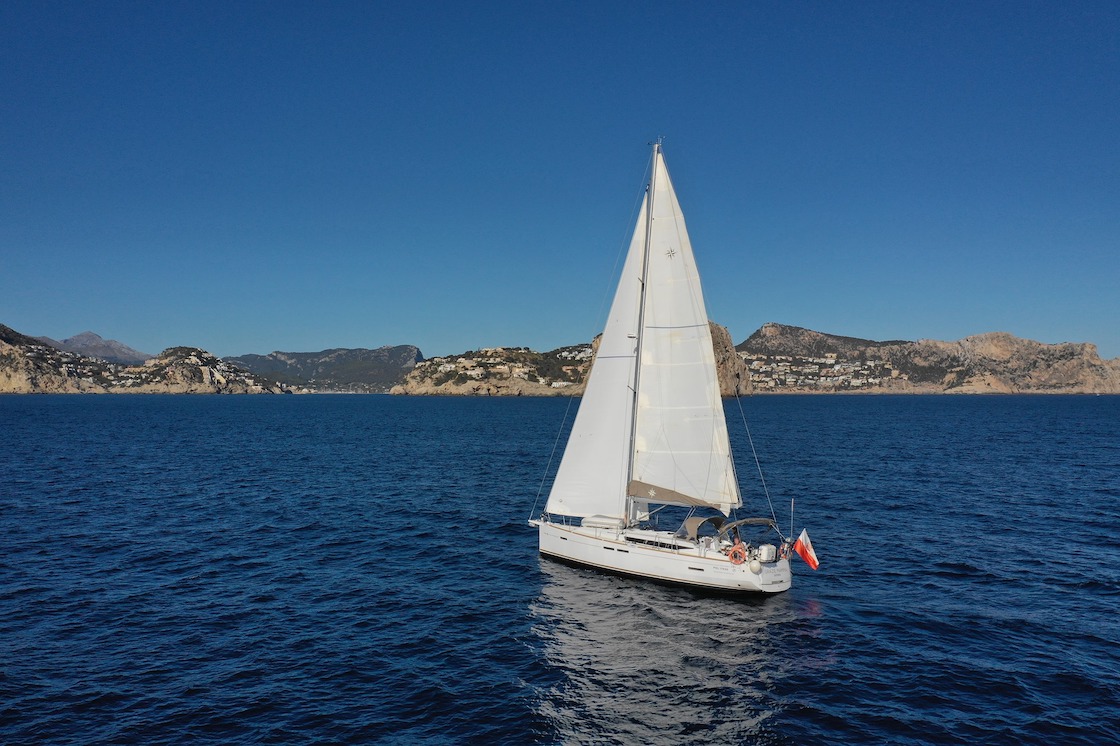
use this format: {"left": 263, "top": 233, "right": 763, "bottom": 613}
{"left": 793, "top": 528, "right": 819, "bottom": 570}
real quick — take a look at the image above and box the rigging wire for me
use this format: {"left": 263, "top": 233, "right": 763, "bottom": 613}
{"left": 529, "top": 392, "right": 580, "bottom": 520}
{"left": 530, "top": 150, "right": 655, "bottom": 521}
{"left": 734, "top": 393, "right": 783, "bottom": 539}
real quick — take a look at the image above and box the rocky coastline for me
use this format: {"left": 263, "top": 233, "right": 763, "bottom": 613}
{"left": 391, "top": 322, "right": 1120, "bottom": 396}
{"left": 1, "top": 325, "right": 287, "bottom": 394}
{"left": 738, "top": 323, "right": 1120, "bottom": 395}
{"left": 389, "top": 323, "right": 750, "bottom": 397}
{"left": 4, "top": 320, "right": 1118, "bottom": 396}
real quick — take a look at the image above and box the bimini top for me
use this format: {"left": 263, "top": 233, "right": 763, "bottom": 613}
{"left": 677, "top": 515, "right": 727, "bottom": 541}
{"left": 718, "top": 517, "right": 780, "bottom": 539}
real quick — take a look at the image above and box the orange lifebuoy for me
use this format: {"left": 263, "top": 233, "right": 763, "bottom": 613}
{"left": 728, "top": 543, "right": 747, "bottom": 565}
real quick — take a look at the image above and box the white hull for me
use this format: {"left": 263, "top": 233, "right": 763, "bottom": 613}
{"left": 532, "top": 519, "right": 791, "bottom": 594}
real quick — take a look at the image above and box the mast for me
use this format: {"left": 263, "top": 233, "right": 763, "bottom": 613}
{"left": 626, "top": 140, "right": 660, "bottom": 525}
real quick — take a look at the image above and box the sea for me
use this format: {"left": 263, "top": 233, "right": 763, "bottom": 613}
{"left": 1, "top": 394, "right": 1117, "bottom": 745}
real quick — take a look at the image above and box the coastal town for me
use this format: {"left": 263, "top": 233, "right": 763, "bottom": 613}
{"left": 415, "top": 344, "right": 593, "bottom": 391}
{"left": 399, "top": 343, "right": 909, "bottom": 394}
{"left": 742, "top": 352, "right": 905, "bottom": 391}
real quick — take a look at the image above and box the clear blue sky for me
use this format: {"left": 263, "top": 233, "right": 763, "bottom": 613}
{"left": 3, "top": 1, "right": 1118, "bottom": 359}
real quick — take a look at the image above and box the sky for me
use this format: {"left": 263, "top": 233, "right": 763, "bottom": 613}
{"left": 2, "top": 1, "right": 1118, "bottom": 360}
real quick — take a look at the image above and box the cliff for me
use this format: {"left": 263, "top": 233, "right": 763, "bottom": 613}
{"left": 390, "top": 322, "right": 751, "bottom": 397}
{"left": 738, "top": 323, "right": 1120, "bottom": 394}
{"left": 712, "top": 322, "right": 752, "bottom": 397}
{"left": 1, "top": 324, "right": 104, "bottom": 393}
{"left": 0, "top": 324, "right": 286, "bottom": 394}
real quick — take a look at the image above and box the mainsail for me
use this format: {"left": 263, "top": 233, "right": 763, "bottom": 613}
{"left": 545, "top": 144, "right": 741, "bottom": 521}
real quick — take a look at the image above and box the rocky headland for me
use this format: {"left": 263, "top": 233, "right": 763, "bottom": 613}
{"left": 389, "top": 343, "right": 591, "bottom": 397}
{"left": 738, "top": 323, "right": 1120, "bottom": 394}
{"left": 1, "top": 324, "right": 286, "bottom": 394}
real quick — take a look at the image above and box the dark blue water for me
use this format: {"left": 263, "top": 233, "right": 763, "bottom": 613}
{"left": 1, "top": 394, "right": 1117, "bottom": 744}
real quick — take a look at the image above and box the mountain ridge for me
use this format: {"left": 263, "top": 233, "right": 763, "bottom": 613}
{"left": 226, "top": 346, "right": 422, "bottom": 393}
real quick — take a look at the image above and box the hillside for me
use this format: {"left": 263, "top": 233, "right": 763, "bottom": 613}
{"left": 390, "top": 344, "right": 591, "bottom": 396}
{"left": 390, "top": 323, "right": 751, "bottom": 396}
{"left": 1, "top": 324, "right": 286, "bottom": 394}
{"left": 226, "top": 345, "right": 422, "bottom": 393}
{"left": 738, "top": 323, "right": 1120, "bottom": 394}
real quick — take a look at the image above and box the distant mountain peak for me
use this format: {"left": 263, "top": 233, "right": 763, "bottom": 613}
{"left": 65, "top": 331, "right": 104, "bottom": 344}
{"left": 35, "top": 331, "right": 153, "bottom": 365}
{"left": 738, "top": 322, "right": 909, "bottom": 358}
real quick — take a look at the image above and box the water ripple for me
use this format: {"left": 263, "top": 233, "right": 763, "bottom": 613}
{"left": 1, "top": 394, "right": 1117, "bottom": 744}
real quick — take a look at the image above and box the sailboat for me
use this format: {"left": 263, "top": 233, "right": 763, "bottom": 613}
{"left": 531, "top": 142, "right": 814, "bottom": 594}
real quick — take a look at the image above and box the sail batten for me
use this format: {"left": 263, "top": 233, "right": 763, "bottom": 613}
{"left": 643, "top": 323, "right": 710, "bottom": 329}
